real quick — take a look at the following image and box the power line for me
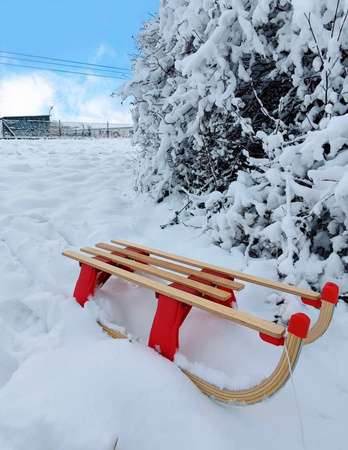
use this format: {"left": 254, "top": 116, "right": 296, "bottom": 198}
{"left": 0, "top": 61, "right": 128, "bottom": 80}
{"left": 0, "top": 54, "right": 130, "bottom": 75}
{"left": 0, "top": 50, "right": 133, "bottom": 72}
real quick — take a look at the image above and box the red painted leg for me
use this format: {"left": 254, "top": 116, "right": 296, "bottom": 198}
{"left": 200, "top": 268, "right": 237, "bottom": 308}
{"left": 149, "top": 283, "right": 195, "bottom": 361}
{"left": 73, "top": 255, "right": 126, "bottom": 306}
{"left": 73, "top": 263, "right": 99, "bottom": 306}
{"left": 149, "top": 270, "right": 238, "bottom": 360}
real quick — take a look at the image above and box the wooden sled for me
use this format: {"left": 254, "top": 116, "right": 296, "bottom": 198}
{"left": 63, "top": 239, "right": 339, "bottom": 404}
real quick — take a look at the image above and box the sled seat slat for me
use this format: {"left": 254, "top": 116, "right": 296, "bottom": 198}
{"left": 80, "top": 246, "right": 231, "bottom": 301}
{"left": 111, "top": 238, "right": 321, "bottom": 300}
{"left": 62, "top": 250, "right": 285, "bottom": 339}
{"left": 95, "top": 242, "right": 244, "bottom": 291}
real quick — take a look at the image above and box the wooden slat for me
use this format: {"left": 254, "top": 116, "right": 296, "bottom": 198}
{"left": 80, "top": 247, "right": 231, "bottom": 301}
{"left": 63, "top": 251, "right": 285, "bottom": 338}
{"left": 96, "top": 243, "right": 244, "bottom": 291}
{"left": 111, "top": 238, "right": 321, "bottom": 300}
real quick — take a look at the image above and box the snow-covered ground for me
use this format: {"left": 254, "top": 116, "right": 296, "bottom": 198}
{"left": 0, "top": 138, "right": 347, "bottom": 450}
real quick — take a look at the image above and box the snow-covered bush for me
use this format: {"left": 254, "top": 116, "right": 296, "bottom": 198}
{"left": 120, "top": 0, "right": 348, "bottom": 295}
{"left": 208, "top": 115, "right": 348, "bottom": 289}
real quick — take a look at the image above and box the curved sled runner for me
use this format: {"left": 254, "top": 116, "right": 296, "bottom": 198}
{"left": 63, "top": 239, "right": 339, "bottom": 404}
{"left": 99, "top": 313, "right": 308, "bottom": 405}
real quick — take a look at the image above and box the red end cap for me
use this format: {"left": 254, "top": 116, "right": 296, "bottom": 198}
{"left": 288, "top": 313, "right": 311, "bottom": 339}
{"left": 301, "top": 297, "right": 322, "bottom": 308}
{"left": 321, "top": 282, "right": 339, "bottom": 304}
{"left": 259, "top": 333, "right": 285, "bottom": 346}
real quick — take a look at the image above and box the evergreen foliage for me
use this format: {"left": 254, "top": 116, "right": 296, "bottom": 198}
{"left": 119, "top": 0, "right": 348, "bottom": 295}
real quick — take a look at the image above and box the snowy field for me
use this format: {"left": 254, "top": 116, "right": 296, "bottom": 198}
{"left": 0, "top": 138, "right": 347, "bottom": 450}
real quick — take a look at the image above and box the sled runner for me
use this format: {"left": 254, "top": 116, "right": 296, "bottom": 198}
{"left": 63, "top": 238, "right": 339, "bottom": 404}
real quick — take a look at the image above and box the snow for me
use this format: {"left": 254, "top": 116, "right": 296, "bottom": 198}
{"left": 0, "top": 138, "right": 347, "bottom": 449}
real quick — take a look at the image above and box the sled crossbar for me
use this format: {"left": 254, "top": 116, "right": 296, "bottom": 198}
{"left": 62, "top": 239, "right": 339, "bottom": 404}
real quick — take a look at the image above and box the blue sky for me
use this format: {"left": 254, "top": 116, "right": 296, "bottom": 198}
{"left": 0, "top": 0, "right": 160, "bottom": 123}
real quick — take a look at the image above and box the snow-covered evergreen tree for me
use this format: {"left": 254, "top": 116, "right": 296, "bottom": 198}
{"left": 120, "top": 0, "right": 348, "bottom": 297}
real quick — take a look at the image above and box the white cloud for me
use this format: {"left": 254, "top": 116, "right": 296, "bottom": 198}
{"left": 0, "top": 71, "right": 132, "bottom": 124}
{"left": 93, "top": 43, "right": 117, "bottom": 61}
{"left": 0, "top": 73, "right": 55, "bottom": 117}
{"left": 73, "top": 95, "right": 132, "bottom": 124}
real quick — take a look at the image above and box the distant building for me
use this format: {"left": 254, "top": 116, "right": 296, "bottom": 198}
{"left": 0, "top": 115, "right": 50, "bottom": 138}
